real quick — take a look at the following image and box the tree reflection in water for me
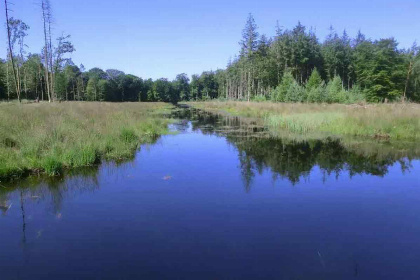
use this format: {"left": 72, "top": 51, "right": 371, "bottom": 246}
{"left": 173, "top": 106, "right": 419, "bottom": 190}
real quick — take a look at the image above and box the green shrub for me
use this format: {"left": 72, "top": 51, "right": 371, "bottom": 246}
{"left": 307, "top": 83, "right": 327, "bottom": 103}
{"left": 327, "top": 76, "right": 345, "bottom": 103}
{"left": 285, "top": 81, "right": 305, "bottom": 102}
{"left": 271, "top": 71, "right": 295, "bottom": 102}
{"left": 252, "top": 95, "right": 267, "bottom": 102}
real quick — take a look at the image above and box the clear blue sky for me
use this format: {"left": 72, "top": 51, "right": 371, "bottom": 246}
{"left": 2, "top": 0, "right": 419, "bottom": 80}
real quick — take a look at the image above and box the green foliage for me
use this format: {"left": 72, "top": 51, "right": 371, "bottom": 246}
{"left": 175, "top": 73, "right": 190, "bottom": 101}
{"left": 307, "top": 83, "right": 327, "bottom": 103}
{"left": 306, "top": 68, "right": 322, "bottom": 91}
{"left": 97, "top": 79, "right": 110, "bottom": 101}
{"left": 240, "top": 13, "right": 259, "bottom": 57}
{"left": 326, "top": 76, "right": 345, "bottom": 103}
{"left": 86, "top": 77, "right": 98, "bottom": 101}
{"left": 354, "top": 38, "right": 406, "bottom": 102}
{"left": 271, "top": 71, "right": 294, "bottom": 102}
{"left": 1, "top": 14, "right": 418, "bottom": 104}
{"left": 54, "top": 72, "right": 68, "bottom": 100}
{"left": 285, "top": 81, "right": 305, "bottom": 102}
{"left": 252, "top": 95, "right": 267, "bottom": 102}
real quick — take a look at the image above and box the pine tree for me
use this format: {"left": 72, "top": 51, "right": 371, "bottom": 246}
{"left": 240, "top": 13, "right": 259, "bottom": 58}
{"left": 306, "top": 68, "right": 322, "bottom": 91}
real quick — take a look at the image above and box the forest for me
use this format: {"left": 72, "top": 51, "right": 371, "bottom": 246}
{"left": 2, "top": 1, "right": 420, "bottom": 104}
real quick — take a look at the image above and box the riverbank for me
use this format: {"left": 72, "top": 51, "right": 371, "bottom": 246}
{"left": 0, "top": 102, "right": 173, "bottom": 180}
{"left": 186, "top": 101, "right": 420, "bottom": 141}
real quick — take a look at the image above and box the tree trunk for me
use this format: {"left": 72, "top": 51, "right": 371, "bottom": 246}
{"left": 4, "top": 0, "right": 21, "bottom": 102}
{"left": 403, "top": 61, "right": 413, "bottom": 102}
{"left": 42, "top": 0, "right": 51, "bottom": 102}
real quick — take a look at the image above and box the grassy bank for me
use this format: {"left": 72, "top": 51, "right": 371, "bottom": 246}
{"left": 0, "top": 102, "right": 172, "bottom": 179}
{"left": 187, "top": 101, "right": 420, "bottom": 141}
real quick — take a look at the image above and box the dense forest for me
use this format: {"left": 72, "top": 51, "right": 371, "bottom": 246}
{"left": 2, "top": 1, "right": 420, "bottom": 103}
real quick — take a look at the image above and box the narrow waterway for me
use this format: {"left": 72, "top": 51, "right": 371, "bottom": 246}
{"left": 1, "top": 106, "right": 419, "bottom": 280}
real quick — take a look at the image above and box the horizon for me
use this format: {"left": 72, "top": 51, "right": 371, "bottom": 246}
{"left": 2, "top": 0, "right": 419, "bottom": 80}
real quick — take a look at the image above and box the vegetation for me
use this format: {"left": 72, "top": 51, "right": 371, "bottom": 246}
{"left": 0, "top": 102, "right": 172, "bottom": 179}
{"left": 2, "top": 7, "right": 419, "bottom": 104}
{"left": 190, "top": 15, "right": 420, "bottom": 103}
{"left": 187, "top": 101, "right": 420, "bottom": 141}
{"left": 1, "top": 3, "right": 419, "bottom": 178}
{"left": 175, "top": 107, "right": 420, "bottom": 189}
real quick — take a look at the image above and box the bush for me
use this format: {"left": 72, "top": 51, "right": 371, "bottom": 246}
{"left": 327, "top": 76, "right": 345, "bottom": 103}
{"left": 271, "top": 71, "right": 295, "bottom": 102}
{"left": 285, "top": 81, "right": 305, "bottom": 102}
{"left": 252, "top": 95, "right": 267, "bottom": 102}
{"left": 306, "top": 68, "right": 322, "bottom": 91}
{"left": 307, "top": 83, "right": 327, "bottom": 103}
{"left": 346, "top": 85, "right": 366, "bottom": 103}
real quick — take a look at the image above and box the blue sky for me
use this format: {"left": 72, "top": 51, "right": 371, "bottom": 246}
{"left": 2, "top": 0, "right": 419, "bottom": 80}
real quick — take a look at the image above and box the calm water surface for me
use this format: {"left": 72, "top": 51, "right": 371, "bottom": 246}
{"left": 1, "top": 107, "right": 419, "bottom": 279}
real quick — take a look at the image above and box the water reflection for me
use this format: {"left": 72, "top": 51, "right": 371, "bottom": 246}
{"left": 173, "top": 106, "right": 420, "bottom": 188}
{"left": 0, "top": 167, "right": 100, "bottom": 214}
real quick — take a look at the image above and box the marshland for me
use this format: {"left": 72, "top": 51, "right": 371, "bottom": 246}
{"left": 1, "top": 0, "right": 420, "bottom": 279}
{"left": 188, "top": 101, "right": 420, "bottom": 140}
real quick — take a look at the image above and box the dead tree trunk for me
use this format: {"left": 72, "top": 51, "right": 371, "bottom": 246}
{"left": 4, "top": 0, "right": 21, "bottom": 102}
{"left": 42, "top": 0, "right": 52, "bottom": 102}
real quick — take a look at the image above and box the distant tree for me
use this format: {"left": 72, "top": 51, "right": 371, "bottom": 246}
{"left": 174, "top": 73, "right": 190, "bottom": 101}
{"left": 403, "top": 42, "right": 420, "bottom": 101}
{"left": 97, "top": 79, "right": 110, "bottom": 101}
{"left": 271, "top": 71, "right": 295, "bottom": 102}
{"left": 40, "top": 0, "right": 54, "bottom": 101}
{"left": 306, "top": 68, "right": 322, "bottom": 91}
{"left": 106, "top": 69, "right": 125, "bottom": 80}
{"left": 86, "top": 77, "right": 98, "bottom": 101}
{"left": 54, "top": 71, "right": 67, "bottom": 100}
{"left": 240, "top": 13, "right": 259, "bottom": 58}
{"left": 4, "top": 2, "right": 23, "bottom": 101}
{"left": 190, "top": 74, "right": 201, "bottom": 100}
{"left": 88, "top": 68, "right": 107, "bottom": 80}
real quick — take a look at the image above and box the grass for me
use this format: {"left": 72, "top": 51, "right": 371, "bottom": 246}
{"left": 0, "top": 101, "right": 173, "bottom": 179}
{"left": 186, "top": 101, "right": 420, "bottom": 141}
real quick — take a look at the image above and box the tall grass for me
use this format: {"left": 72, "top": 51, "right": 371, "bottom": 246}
{"left": 0, "top": 102, "right": 172, "bottom": 179}
{"left": 187, "top": 101, "right": 420, "bottom": 141}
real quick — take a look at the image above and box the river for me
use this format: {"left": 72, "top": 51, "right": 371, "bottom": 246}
{"left": 0, "top": 106, "right": 419, "bottom": 279}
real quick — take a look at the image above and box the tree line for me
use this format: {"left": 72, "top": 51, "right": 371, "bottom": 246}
{"left": 2, "top": 5, "right": 419, "bottom": 103}
{"left": 0, "top": 0, "right": 187, "bottom": 103}
{"left": 196, "top": 14, "right": 420, "bottom": 103}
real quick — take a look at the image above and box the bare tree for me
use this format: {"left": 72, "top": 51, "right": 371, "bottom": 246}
{"left": 8, "top": 18, "right": 29, "bottom": 100}
{"left": 4, "top": 0, "right": 20, "bottom": 102}
{"left": 41, "top": 0, "right": 52, "bottom": 102}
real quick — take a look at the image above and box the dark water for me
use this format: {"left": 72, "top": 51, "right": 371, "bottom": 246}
{"left": 1, "top": 107, "right": 419, "bottom": 280}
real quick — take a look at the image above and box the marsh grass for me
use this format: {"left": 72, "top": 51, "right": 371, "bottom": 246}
{"left": 187, "top": 101, "right": 420, "bottom": 141}
{"left": 0, "top": 102, "right": 172, "bottom": 179}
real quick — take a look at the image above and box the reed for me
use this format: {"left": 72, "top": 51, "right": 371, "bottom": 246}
{"left": 187, "top": 101, "right": 420, "bottom": 140}
{"left": 0, "top": 102, "right": 172, "bottom": 179}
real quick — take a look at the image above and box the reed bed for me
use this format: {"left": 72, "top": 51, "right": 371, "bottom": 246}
{"left": 0, "top": 102, "right": 172, "bottom": 179}
{"left": 188, "top": 101, "right": 420, "bottom": 140}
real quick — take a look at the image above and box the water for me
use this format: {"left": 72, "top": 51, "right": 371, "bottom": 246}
{"left": 1, "top": 107, "right": 419, "bottom": 279}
